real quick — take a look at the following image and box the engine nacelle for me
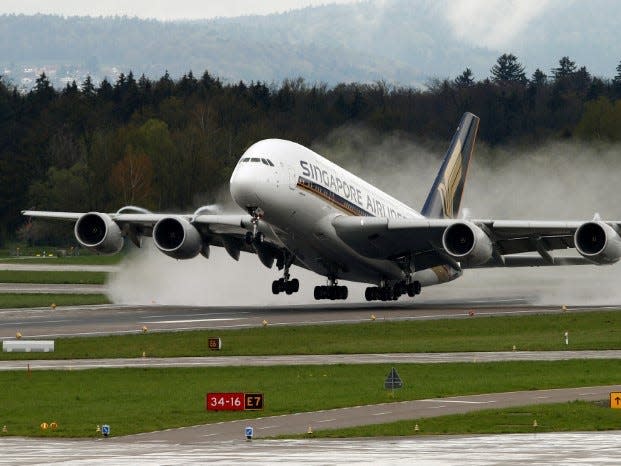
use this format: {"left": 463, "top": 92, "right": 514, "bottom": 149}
{"left": 153, "top": 217, "right": 202, "bottom": 260}
{"left": 574, "top": 221, "right": 621, "bottom": 264}
{"left": 442, "top": 221, "right": 493, "bottom": 266}
{"left": 74, "top": 212, "right": 124, "bottom": 255}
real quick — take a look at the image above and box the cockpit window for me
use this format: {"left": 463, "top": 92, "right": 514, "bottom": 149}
{"left": 240, "top": 156, "right": 274, "bottom": 166}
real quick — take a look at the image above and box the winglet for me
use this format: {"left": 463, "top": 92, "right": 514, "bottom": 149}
{"left": 421, "top": 112, "right": 480, "bottom": 219}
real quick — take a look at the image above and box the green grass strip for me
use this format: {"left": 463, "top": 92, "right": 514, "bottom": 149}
{"left": 290, "top": 400, "right": 621, "bottom": 438}
{"left": 0, "top": 360, "right": 619, "bottom": 437}
{"left": 2, "top": 310, "right": 620, "bottom": 360}
{"left": 0, "top": 271, "right": 106, "bottom": 284}
{"left": 0, "top": 294, "right": 110, "bottom": 309}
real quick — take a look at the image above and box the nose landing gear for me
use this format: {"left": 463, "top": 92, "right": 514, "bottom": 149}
{"left": 244, "top": 208, "right": 265, "bottom": 245}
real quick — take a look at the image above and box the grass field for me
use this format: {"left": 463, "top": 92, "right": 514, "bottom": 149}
{"left": 290, "top": 400, "right": 621, "bottom": 437}
{"left": 0, "top": 271, "right": 107, "bottom": 284}
{"left": 0, "top": 360, "right": 620, "bottom": 437}
{"left": 0, "top": 294, "right": 110, "bottom": 309}
{"left": 1, "top": 310, "right": 619, "bottom": 360}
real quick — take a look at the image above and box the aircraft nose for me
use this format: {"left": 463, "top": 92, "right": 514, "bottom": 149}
{"left": 230, "top": 166, "right": 260, "bottom": 209}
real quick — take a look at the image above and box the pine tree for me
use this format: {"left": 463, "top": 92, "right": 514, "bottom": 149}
{"left": 530, "top": 68, "right": 547, "bottom": 87}
{"left": 81, "top": 76, "right": 95, "bottom": 97}
{"left": 614, "top": 61, "right": 621, "bottom": 84}
{"left": 454, "top": 68, "right": 474, "bottom": 87}
{"left": 490, "top": 54, "right": 526, "bottom": 83}
{"left": 552, "top": 56, "right": 577, "bottom": 79}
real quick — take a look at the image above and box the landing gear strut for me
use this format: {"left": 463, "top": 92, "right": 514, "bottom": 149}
{"left": 272, "top": 251, "right": 300, "bottom": 295}
{"left": 365, "top": 281, "right": 421, "bottom": 302}
{"left": 244, "top": 208, "right": 265, "bottom": 245}
{"left": 314, "top": 277, "right": 348, "bottom": 300}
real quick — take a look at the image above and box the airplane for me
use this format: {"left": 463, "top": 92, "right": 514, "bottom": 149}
{"left": 23, "top": 112, "right": 620, "bottom": 302}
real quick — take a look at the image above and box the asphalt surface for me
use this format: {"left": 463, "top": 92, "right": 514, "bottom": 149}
{"left": 0, "top": 301, "right": 608, "bottom": 340}
{"left": 2, "top": 432, "right": 621, "bottom": 464}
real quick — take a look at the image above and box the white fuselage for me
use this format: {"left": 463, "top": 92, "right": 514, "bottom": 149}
{"left": 229, "top": 139, "right": 460, "bottom": 287}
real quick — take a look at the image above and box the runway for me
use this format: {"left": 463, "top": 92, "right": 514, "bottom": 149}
{"left": 0, "top": 300, "right": 609, "bottom": 340}
{"left": 2, "top": 431, "right": 620, "bottom": 465}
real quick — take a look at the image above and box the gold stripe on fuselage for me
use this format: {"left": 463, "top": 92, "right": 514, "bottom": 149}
{"left": 297, "top": 180, "right": 362, "bottom": 216}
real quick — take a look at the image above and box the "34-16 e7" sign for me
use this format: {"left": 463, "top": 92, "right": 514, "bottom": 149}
{"left": 206, "top": 392, "right": 264, "bottom": 411}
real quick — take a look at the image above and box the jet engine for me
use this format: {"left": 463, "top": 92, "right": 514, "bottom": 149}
{"left": 574, "top": 221, "right": 621, "bottom": 264}
{"left": 153, "top": 217, "right": 202, "bottom": 259}
{"left": 74, "top": 212, "right": 124, "bottom": 254}
{"left": 442, "top": 221, "right": 493, "bottom": 266}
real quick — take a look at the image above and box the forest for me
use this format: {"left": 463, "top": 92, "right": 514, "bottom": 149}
{"left": 2, "top": 54, "right": 621, "bottom": 246}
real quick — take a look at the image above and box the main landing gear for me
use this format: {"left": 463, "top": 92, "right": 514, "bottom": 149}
{"left": 365, "top": 281, "right": 421, "bottom": 301}
{"left": 271, "top": 251, "right": 300, "bottom": 295}
{"left": 314, "top": 277, "right": 348, "bottom": 300}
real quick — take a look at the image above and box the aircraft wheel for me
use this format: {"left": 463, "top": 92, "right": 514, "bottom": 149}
{"left": 272, "top": 280, "right": 280, "bottom": 294}
{"left": 365, "top": 287, "right": 373, "bottom": 301}
{"left": 314, "top": 286, "right": 322, "bottom": 300}
{"left": 291, "top": 278, "right": 299, "bottom": 292}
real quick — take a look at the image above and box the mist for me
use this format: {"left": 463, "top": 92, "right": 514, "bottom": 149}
{"left": 107, "top": 128, "right": 621, "bottom": 306}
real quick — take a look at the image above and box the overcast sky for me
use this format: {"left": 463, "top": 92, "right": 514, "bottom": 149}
{"left": 0, "top": 0, "right": 362, "bottom": 20}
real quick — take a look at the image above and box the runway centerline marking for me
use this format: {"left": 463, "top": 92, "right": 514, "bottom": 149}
{"left": 372, "top": 412, "right": 392, "bottom": 416}
{"left": 318, "top": 419, "right": 336, "bottom": 423}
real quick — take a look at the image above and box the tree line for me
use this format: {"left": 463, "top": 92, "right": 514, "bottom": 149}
{"left": 2, "top": 54, "right": 621, "bottom": 246}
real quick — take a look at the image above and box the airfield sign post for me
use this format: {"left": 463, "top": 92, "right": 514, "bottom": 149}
{"left": 384, "top": 367, "right": 403, "bottom": 390}
{"left": 610, "top": 392, "right": 621, "bottom": 409}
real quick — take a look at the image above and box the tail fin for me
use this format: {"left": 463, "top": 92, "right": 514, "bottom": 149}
{"left": 421, "top": 112, "right": 480, "bottom": 219}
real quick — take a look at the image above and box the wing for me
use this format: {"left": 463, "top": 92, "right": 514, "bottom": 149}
{"left": 22, "top": 207, "right": 285, "bottom": 267}
{"left": 332, "top": 216, "right": 621, "bottom": 270}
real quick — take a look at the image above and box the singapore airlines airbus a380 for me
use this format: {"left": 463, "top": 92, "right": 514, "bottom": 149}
{"left": 23, "top": 113, "right": 621, "bottom": 301}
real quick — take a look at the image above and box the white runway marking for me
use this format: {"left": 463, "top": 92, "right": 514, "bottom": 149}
{"left": 422, "top": 400, "right": 496, "bottom": 404}
{"left": 142, "top": 318, "right": 246, "bottom": 324}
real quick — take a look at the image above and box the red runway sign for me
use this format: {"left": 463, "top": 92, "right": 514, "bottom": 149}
{"left": 206, "top": 392, "right": 264, "bottom": 411}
